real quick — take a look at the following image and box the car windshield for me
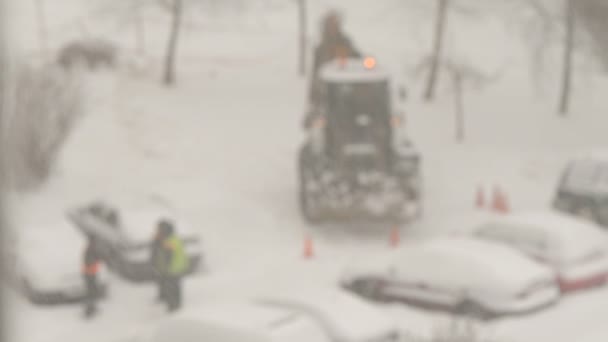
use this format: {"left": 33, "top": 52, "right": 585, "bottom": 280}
{"left": 325, "top": 81, "right": 391, "bottom": 154}
{"left": 563, "top": 160, "right": 608, "bottom": 192}
{"left": 327, "top": 81, "right": 390, "bottom": 121}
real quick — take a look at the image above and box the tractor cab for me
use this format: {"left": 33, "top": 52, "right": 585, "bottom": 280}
{"left": 299, "top": 57, "right": 421, "bottom": 224}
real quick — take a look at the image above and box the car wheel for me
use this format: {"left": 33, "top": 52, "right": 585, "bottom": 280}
{"left": 299, "top": 147, "right": 324, "bottom": 225}
{"left": 300, "top": 188, "right": 323, "bottom": 224}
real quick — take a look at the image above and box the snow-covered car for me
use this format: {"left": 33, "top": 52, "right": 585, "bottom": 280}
{"left": 473, "top": 211, "right": 608, "bottom": 293}
{"left": 257, "top": 288, "right": 400, "bottom": 342}
{"left": 122, "top": 290, "right": 398, "bottom": 342}
{"left": 553, "top": 151, "right": 608, "bottom": 227}
{"left": 7, "top": 222, "right": 108, "bottom": 305}
{"left": 67, "top": 202, "right": 203, "bottom": 282}
{"left": 341, "top": 237, "right": 559, "bottom": 320}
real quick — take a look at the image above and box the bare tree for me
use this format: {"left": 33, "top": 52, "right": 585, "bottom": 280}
{"left": 134, "top": 0, "right": 147, "bottom": 55}
{"left": 162, "top": 0, "right": 183, "bottom": 86}
{"left": 517, "top": 0, "right": 558, "bottom": 94}
{"left": 297, "top": 0, "right": 308, "bottom": 77}
{"left": 444, "top": 60, "right": 492, "bottom": 143}
{"left": 559, "top": 0, "right": 575, "bottom": 115}
{"left": 34, "top": 0, "right": 49, "bottom": 59}
{"left": 424, "top": 0, "right": 449, "bottom": 101}
{"left": 0, "top": 0, "right": 6, "bottom": 337}
{"left": 452, "top": 71, "right": 465, "bottom": 142}
{"left": 414, "top": 54, "right": 500, "bottom": 143}
{"left": 5, "top": 66, "right": 84, "bottom": 189}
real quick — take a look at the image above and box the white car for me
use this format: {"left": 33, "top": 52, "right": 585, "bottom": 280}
{"left": 341, "top": 237, "right": 559, "bottom": 319}
{"left": 257, "top": 288, "right": 399, "bottom": 342}
{"left": 8, "top": 222, "right": 108, "bottom": 305}
{"left": 67, "top": 201, "right": 203, "bottom": 282}
{"left": 473, "top": 211, "right": 608, "bottom": 293}
{"left": 122, "top": 290, "right": 399, "bottom": 342}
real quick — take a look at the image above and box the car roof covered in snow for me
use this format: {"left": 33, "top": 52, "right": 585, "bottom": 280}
{"left": 394, "top": 237, "right": 553, "bottom": 293}
{"left": 257, "top": 287, "right": 397, "bottom": 342}
{"left": 159, "top": 301, "right": 326, "bottom": 342}
{"left": 16, "top": 220, "right": 85, "bottom": 277}
{"left": 320, "top": 58, "right": 390, "bottom": 83}
{"left": 480, "top": 211, "right": 608, "bottom": 262}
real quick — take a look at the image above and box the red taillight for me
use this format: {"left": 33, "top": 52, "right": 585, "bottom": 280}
{"left": 558, "top": 273, "right": 608, "bottom": 293}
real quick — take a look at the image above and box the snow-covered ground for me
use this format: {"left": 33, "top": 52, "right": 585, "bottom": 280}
{"left": 5, "top": 1, "right": 608, "bottom": 341}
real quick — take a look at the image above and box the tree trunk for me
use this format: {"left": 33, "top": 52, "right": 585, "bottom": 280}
{"left": 0, "top": 0, "right": 7, "bottom": 337}
{"left": 453, "top": 73, "right": 465, "bottom": 142}
{"left": 34, "top": 0, "right": 49, "bottom": 60}
{"left": 297, "top": 0, "right": 308, "bottom": 77}
{"left": 424, "top": 0, "right": 448, "bottom": 101}
{"left": 559, "top": 0, "right": 575, "bottom": 115}
{"left": 135, "top": 2, "right": 146, "bottom": 55}
{"left": 163, "top": 0, "right": 183, "bottom": 86}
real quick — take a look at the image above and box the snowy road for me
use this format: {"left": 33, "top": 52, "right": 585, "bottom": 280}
{"left": 7, "top": 1, "right": 608, "bottom": 341}
{"left": 9, "top": 58, "right": 608, "bottom": 342}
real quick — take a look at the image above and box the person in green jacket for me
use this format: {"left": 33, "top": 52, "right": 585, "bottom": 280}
{"left": 152, "top": 219, "right": 189, "bottom": 312}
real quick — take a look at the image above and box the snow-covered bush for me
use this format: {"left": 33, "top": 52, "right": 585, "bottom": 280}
{"left": 3, "top": 65, "right": 83, "bottom": 190}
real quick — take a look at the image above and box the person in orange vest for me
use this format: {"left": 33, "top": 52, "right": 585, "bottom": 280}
{"left": 82, "top": 234, "right": 103, "bottom": 319}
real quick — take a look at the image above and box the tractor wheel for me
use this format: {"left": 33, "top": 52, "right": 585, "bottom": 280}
{"left": 298, "top": 146, "right": 324, "bottom": 225}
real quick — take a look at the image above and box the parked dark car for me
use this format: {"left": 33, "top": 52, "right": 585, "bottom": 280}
{"left": 553, "top": 152, "right": 608, "bottom": 228}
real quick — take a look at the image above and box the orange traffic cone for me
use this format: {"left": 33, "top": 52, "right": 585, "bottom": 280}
{"left": 476, "top": 186, "right": 485, "bottom": 209}
{"left": 390, "top": 226, "right": 400, "bottom": 248}
{"left": 492, "top": 186, "right": 510, "bottom": 214}
{"left": 303, "top": 235, "right": 314, "bottom": 259}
